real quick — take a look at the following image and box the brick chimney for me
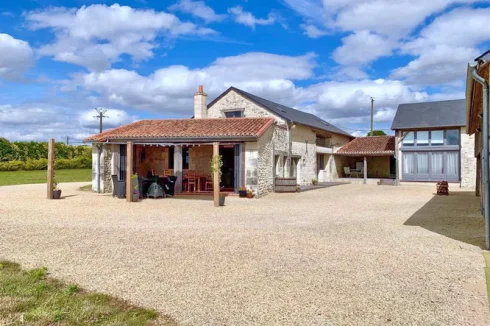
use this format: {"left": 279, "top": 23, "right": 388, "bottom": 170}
{"left": 194, "top": 85, "right": 207, "bottom": 119}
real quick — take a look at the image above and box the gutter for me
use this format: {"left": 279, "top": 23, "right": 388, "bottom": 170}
{"left": 469, "top": 63, "right": 490, "bottom": 250}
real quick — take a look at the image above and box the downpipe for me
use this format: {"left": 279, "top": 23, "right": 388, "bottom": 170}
{"left": 96, "top": 144, "right": 102, "bottom": 194}
{"left": 471, "top": 65, "right": 490, "bottom": 250}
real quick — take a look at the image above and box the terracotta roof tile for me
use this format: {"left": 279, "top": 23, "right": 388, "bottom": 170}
{"left": 336, "top": 136, "right": 395, "bottom": 156}
{"left": 85, "top": 117, "right": 275, "bottom": 142}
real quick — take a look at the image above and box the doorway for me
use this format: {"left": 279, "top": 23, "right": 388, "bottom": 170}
{"left": 220, "top": 146, "right": 235, "bottom": 191}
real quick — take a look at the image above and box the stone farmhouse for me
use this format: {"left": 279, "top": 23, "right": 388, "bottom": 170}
{"left": 86, "top": 86, "right": 354, "bottom": 197}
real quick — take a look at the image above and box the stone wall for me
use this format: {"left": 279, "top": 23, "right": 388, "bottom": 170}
{"left": 103, "top": 145, "right": 113, "bottom": 193}
{"left": 461, "top": 126, "right": 476, "bottom": 189}
{"left": 134, "top": 145, "right": 170, "bottom": 177}
{"left": 207, "top": 90, "right": 284, "bottom": 123}
{"left": 291, "top": 124, "right": 317, "bottom": 184}
{"left": 189, "top": 146, "right": 213, "bottom": 177}
{"left": 256, "top": 126, "right": 274, "bottom": 197}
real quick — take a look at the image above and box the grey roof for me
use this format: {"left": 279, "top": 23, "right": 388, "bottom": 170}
{"left": 209, "top": 87, "right": 353, "bottom": 137}
{"left": 391, "top": 99, "right": 466, "bottom": 130}
{"left": 476, "top": 49, "right": 490, "bottom": 62}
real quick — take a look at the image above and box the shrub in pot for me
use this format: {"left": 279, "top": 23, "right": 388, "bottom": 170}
{"left": 131, "top": 173, "right": 140, "bottom": 202}
{"left": 238, "top": 186, "right": 247, "bottom": 198}
{"left": 52, "top": 175, "right": 61, "bottom": 199}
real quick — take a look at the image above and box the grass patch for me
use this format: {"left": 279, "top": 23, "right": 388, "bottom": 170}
{"left": 0, "top": 261, "right": 173, "bottom": 325}
{"left": 0, "top": 169, "right": 91, "bottom": 186}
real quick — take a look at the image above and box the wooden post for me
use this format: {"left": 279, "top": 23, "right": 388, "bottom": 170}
{"left": 363, "top": 156, "right": 367, "bottom": 185}
{"left": 47, "top": 138, "right": 55, "bottom": 199}
{"left": 126, "top": 142, "right": 133, "bottom": 202}
{"left": 213, "top": 142, "right": 220, "bottom": 207}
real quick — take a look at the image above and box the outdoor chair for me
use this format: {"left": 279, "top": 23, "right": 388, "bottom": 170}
{"left": 205, "top": 176, "right": 213, "bottom": 191}
{"left": 343, "top": 167, "right": 352, "bottom": 178}
{"left": 111, "top": 174, "right": 125, "bottom": 198}
{"left": 185, "top": 170, "right": 197, "bottom": 192}
{"left": 163, "top": 169, "right": 173, "bottom": 177}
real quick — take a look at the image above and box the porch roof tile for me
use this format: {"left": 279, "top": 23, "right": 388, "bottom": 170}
{"left": 85, "top": 117, "right": 275, "bottom": 142}
{"left": 336, "top": 136, "right": 395, "bottom": 156}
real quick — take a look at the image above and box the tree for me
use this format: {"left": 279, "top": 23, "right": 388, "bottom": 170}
{"left": 366, "top": 130, "right": 387, "bottom": 136}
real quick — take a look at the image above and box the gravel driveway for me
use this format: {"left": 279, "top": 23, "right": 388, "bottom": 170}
{"left": 1, "top": 183, "right": 489, "bottom": 325}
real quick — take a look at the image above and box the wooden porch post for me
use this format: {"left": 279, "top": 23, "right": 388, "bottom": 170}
{"left": 126, "top": 141, "right": 133, "bottom": 202}
{"left": 363, "top": 156, "right": 367, "bottom": 185}
{"left": 47, "top": 138, "right": 55, "bottom": 199}
{"left": 213, "top": 142, "right": 219, "bottom": 207}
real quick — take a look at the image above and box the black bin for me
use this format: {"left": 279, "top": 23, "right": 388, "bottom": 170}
{"left": 164, "top": 176, "right": 177, "bottom": 196}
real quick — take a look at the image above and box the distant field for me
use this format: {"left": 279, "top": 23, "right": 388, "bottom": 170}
{"left": 0, "top": 169, "right": 91, "bottom": 186}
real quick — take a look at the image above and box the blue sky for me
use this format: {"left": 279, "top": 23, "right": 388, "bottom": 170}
{"left": 1, "top": 0, "right": 490, "bottom": 142}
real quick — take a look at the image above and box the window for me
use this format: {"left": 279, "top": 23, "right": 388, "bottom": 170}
{"left": 224, "top": 111, "right": 243, "bottom": 118}
{"left": 431, "top": 130, "right": 444, "bottom": 146}
{"left": 403, "top": 132, "right": 415, "bottom": 146}
{"left": 446, "top": 129, "right": 460, "bottom": 146}
{"left": 274, "top": 155, "right": 283, "bottom": 177}
{"left": 417, "top": 131, "right": 429, "bottom": 146}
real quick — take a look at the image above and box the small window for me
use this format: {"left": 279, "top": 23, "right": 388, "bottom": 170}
{"left": 446, "top": 130, "right": 460, "bottom": 146}
{"left": 402, "top": 132, "right": 414, "bottom": 146}
{"left": 417, "top": 131, "right": 429, "bottom": 146}
{"left": 431, "top": 130, "right": 444, "bottom": 146}
{"left": 224, "top": 111, "right": 243, "bottom": 118}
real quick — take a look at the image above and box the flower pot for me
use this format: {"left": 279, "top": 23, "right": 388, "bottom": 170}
{"left": 238, "top": 190, "right": 247, "bottom": 198}
{"left": 219, "top": 195, "right": 225, "bottom": 206}
{"left": 246, "top": 193, "right": 253, "bottom": 199}
{"left": 53, "top": 189, "right": 62, "bottom": 199}
{"left": 132, "top": 193, "right": 140, "bottom": 202}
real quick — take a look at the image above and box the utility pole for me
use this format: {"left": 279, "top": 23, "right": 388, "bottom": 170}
{"left": 370, "top": 97, "right": 375, "bottom": 136}
{"left": 66, "top": 135, "right": 69, "bottom": 145}
{"left": 94, "top": 108, "right": 108, "bottom": 133}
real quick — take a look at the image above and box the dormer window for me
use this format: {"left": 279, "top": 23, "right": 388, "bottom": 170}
{"left": 222, "top": 108, "right": 244, "bottom": 118}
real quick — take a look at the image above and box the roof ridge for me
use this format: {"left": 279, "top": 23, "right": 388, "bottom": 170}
{"left": 398, "top": 98, "right": 465, "bottom": 106}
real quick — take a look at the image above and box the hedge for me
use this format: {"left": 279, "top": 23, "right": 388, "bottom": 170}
{"left": 0, "top": 138, "right": 91, "bottom": 162}
{"left": 0, "top": 157, "right": 91, "bottom": 171}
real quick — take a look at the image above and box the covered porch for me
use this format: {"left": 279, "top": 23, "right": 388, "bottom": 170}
{"left": 334, "top": 136, "right": 396, "bottom": 184}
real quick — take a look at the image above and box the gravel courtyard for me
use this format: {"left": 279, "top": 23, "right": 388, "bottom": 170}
{"left": 1, "top": 183, "right": 489, "bottom": 325}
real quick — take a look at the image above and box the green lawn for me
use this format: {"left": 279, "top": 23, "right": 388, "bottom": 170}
{"left": 0, "top": 261, "right": 176, "bottom": 325}
{"left": 0, "top": 169, "right": 91, "bottom": 186}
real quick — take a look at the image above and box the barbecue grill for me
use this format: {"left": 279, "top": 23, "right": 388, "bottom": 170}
{"left": 147, "top": 182, "right": 164, "bottom": 198}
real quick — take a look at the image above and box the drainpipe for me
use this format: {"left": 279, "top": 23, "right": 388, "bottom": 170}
{"left": 470, "top": 64, "right": 490, "bottom": 250}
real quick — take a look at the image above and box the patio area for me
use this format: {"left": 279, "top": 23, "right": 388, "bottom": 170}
{"left": 0, "top": 182, "right": 488, "bottom": 325}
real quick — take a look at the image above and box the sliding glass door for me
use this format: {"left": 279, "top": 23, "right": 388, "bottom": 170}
{"left": 402, "top": 151, "right": 459, "bottom": 181}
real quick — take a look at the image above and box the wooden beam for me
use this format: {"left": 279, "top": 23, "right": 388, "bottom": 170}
{"left": 213, "top": 142, "right": 219, "bottom": 207}
{"left": 47, "top": 138, "right": 55, "bottom": 199}
{"left": 363, "top": 156, "right": 367, "bottom": 185}
{"left": 126, "top": 142, "right": 133, "bottom": 202}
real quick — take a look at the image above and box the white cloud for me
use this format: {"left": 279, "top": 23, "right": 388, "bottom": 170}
{"left": 169, "top": 0, "right": 226, "bottom": 23}
{"left": 302, "top": 78, "right": 429, "bottom": 122}
{"left": 26, "top": 4, "right": 216, "bottom": 71}
{"left": 300, "top": 24, "right": 327, "bottom": 38}
{"left": 332, "top": 30, "right": 395, "bottom": 66}
{"left": 285, "top": 0, "right": 485, "bottom": 80}
{"left": 78, "top": 108, "right": 136, "bottom": 129}
{"left": 228, "top": 6, "right": 276, "bottom": 29}
{"left": 0, "top": 34, "right": 34, "bottom": 79}
{"left": 393, "top": 7, "right": 490, "bottom": 85}
{"left": 71, "top": 52, "right": 317, "bottom": 114}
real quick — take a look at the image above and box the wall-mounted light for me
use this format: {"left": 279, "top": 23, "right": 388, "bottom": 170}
{"left": 478, "top": 113, "right": 484, "bottom": 119}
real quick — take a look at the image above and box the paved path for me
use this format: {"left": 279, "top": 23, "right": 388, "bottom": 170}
{"left": 1, "top": 183, "right": 488, "bottom": 325}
